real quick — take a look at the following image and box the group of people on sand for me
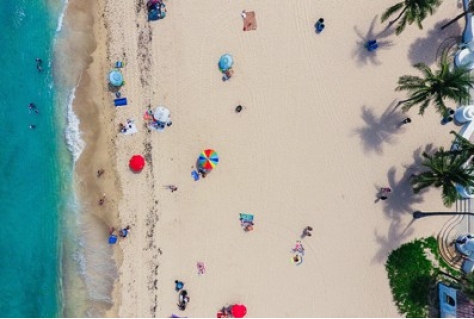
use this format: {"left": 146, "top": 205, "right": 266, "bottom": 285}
{"left": 109, "top": 226, "right": 131, "bottom": 243}
{"left": 174, "top": 280, "right": 190, "bottom": 311}
{"left": 378, "top": 187, "right": 392, "bottom": 201}
{"left": 290, "top": 226, "right": 313, "bottom": 265}
{"left": 118, "top": 119, "right": 133, "bottom": 133}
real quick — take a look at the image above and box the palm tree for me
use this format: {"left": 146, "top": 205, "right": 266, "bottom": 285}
{"left": 396, "top": 55, "right": 472, "bottom": 116}
{"left": 381, "top": 0, "right": 442, "bottom": 35}
{"left": 441, "top": 0, "right": 474, "bottom": 30}
{"left": 411, "top": 148, "right": 474, "bottom": 207}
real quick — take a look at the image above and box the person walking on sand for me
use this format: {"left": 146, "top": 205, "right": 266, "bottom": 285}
{"left": 377, "top": 187, "right": 391, "bottom": 201}
{"left": 301, "top": 226, "right": 313, "bottom": 238}
{"left": 99, "top": 193, "right": 106, "bottom": 205}
{"left": 97, "top": 169, "right": 105, "bottom": 178}
{"left": 400, "top": 117, "right": 411, "bottom": 126}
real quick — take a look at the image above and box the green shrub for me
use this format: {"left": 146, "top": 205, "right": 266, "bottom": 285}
{"left": 385, "top": 237, "right": 439, "bottom": 317}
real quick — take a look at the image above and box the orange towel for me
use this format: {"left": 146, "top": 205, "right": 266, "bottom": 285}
{"left": 243, "top": 12, "right": 257, "bottom": 31}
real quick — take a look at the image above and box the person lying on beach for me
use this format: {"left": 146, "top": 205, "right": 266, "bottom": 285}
{"left": 119, "top": 123, "right": 128, "bottom": 133}
{"left": 222, "top": 68, "right": 234, "bottom": 81}
{"left": 178, "top": 290, "right": 190, "bottom": 310}
{"left": 293, "top": 254, "right": 303, "bottom": 265}
{"left": 244, "top": 224, "right": 253, "bottom": 232}
{"left": 198, "top": 168, "right": 208, "bottom": 178}
{"left": 164, "top": 185, "right": 178, "bottom": 192}
{"left": 119, "top": 226, "right": 130, "bottom": 238}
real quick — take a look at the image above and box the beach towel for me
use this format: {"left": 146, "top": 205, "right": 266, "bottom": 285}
{"left": 243, "top": 11, "right": 257, "bottom": 31}
{"left": 114, "top": 98, "right": 128, "bottom": 107}
{"left": 122, "top": 120, "right": 138, "bottom": 135}
{"left": 239, "top": 213, "right": 254, "bottom": 223}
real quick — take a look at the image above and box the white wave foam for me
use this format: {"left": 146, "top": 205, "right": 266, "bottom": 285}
{"left": 64, "top": 87, "right": 85, "bottom": 162}
{"left": 14, "top": 5, "right": 25, "bottom": 28}
{"left": 56, "top": 0, "right": 69, "bottom": 33}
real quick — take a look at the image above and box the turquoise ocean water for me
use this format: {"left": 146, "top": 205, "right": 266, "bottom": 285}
{"left": 0, "top": 0, "right": 77, "bottom": 316}
{"left": 0, "top": 1, "right": 118, "bottom": 316}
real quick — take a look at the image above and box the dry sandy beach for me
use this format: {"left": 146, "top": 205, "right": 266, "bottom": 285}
{"left": 70, "top": 0, "right": 465, "bottom": 317}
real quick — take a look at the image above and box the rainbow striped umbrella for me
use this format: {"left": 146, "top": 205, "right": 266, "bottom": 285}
{"left": 198, "top": 149, "right": 219, "bottom": 170}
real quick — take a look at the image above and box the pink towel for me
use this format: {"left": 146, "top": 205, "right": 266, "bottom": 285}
{"left": 197, "top": 262, "right": 206, "bottom": 275}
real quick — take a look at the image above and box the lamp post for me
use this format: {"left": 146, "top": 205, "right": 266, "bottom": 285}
{"left": 413, "top": 210, "right": 474, "bottom": 219}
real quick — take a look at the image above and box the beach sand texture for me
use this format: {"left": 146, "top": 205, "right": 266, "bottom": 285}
{"left": 74, "top": 0, "right": 464, "bottom": 317}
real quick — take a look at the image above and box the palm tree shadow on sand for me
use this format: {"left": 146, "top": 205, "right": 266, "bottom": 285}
{"left": 371, "top": 145, "right": 437, "bottom": 264}
{"left": 353, "top": 15, "right": 395, "bottom": 66}
{"left": 372, "top": 220, "right": 415, "bottom": 264}
{"left": 354, "top": 100, "right": 407, "bottom": 155}
{"left": 408, "top": 19, "right": 462, "bottom": 65}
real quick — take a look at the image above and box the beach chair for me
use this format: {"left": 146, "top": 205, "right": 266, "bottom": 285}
{"left": 239, "top": 213, "right": 254, "bottom": 224}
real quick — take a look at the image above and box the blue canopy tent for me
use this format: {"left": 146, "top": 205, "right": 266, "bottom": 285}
{"left": 109, "top": 69, "right": 124, "bottom": 87}
{"left": 218, "top": 54, "right": 234, "bottom": 71}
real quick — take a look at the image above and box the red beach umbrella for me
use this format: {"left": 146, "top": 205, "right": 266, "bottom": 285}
{"left": 129, "top": 155, "right": 145, "bottom": 172}
{"left": 231, "top": 304, "right": 247, "bottom": 318}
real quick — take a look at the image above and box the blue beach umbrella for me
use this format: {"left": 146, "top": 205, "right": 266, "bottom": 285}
{"left": 109, "top": 69, "right": 124, "bottom": 87}
{"left": 218, "top": 54, "right": 234, "bottom": 71}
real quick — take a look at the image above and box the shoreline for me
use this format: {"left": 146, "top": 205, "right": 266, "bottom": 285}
{"left": 62, "top": 0, "right": 122, "bottom": 316}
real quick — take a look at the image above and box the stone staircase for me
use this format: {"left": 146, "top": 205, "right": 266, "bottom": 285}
{"left": 437, "top": 199, "right": 472, "bottom": 271}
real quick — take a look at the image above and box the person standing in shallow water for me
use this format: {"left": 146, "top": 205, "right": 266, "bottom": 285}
{"left": 36, "top": 58, "right": 43, "bottom": 72}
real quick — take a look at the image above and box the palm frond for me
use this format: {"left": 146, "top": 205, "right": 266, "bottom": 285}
{"left": 381, "top": 2, "right": 404, "bottom": 22}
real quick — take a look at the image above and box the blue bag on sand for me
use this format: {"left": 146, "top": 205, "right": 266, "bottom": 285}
{"left": 114, "top": 98, "right": 128, "bottom": 106}
{"left": 191, "top": 170, "right": 199, "bottom": 181}
{"left": 109, "top": 235, "right": 118, "bottom": 244}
